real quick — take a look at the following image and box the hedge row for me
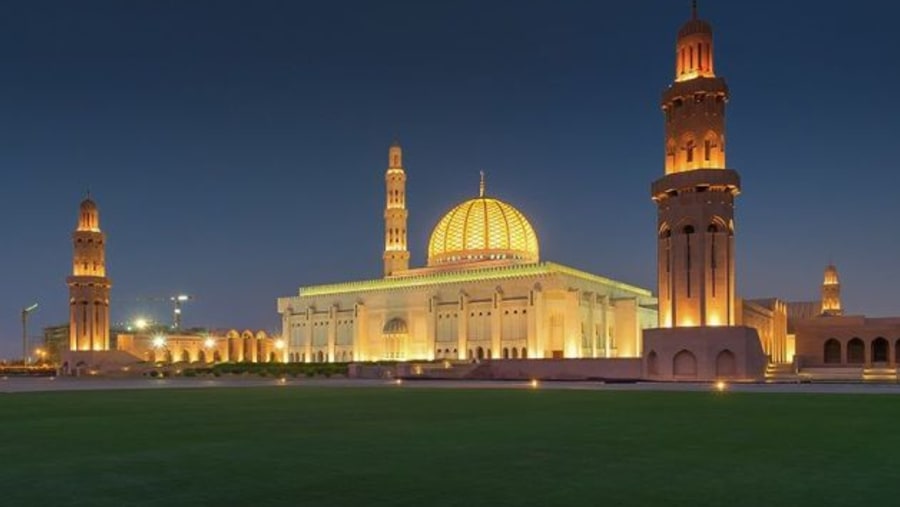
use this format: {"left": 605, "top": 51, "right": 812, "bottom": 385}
{"left": 177, "top": 362, "right": 350, "bottom": 378}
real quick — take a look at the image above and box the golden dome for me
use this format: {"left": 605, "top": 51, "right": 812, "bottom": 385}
{"left": 428, "top": 189, "right": 539, "bottom": 267}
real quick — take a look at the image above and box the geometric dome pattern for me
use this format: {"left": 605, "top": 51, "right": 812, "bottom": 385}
{"left": 428, "top": 195, "right": 539, "bottom": 267}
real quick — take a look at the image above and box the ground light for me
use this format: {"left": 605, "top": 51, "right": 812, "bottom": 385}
{"left": 394, "top": 378, "right": 403, "bottom": 385}
{"left": 530, "top": 379, "right": 539, "bottom": 389}
{"left": 715, "top": 380, "right": 728, "bottom": 392}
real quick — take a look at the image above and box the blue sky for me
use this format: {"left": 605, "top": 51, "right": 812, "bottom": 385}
{"left": 1, "top": 1, "right": 898, "bottom": 357}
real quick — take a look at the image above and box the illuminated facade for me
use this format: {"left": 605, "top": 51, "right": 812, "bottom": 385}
{"left": 67, "top": 197, "right": 112, "bottom": 351}
{"left": 278, "top": 146, "right": 656, "bottom": 363}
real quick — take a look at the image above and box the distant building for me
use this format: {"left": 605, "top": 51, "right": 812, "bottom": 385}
{"left": 793, "top": 264, "right": 900, "bottom": 374}
{"left": 42, "top": 324, "right": 69, "bottom": 364}
{"left": 116, "top": 329, "right": 284, "bottom": 364}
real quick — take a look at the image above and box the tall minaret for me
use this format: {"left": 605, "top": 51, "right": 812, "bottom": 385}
{"left": 652, "top": 3, "right": 739, "bottom": 328}
{"left": 67, "top": 196, "right": 112, "bottom": 351}
{"left": 383, "top": 140, "right": 410, "bottom": 276}
{"left": 821, "top": 264, "right": 842, "bottom": 316}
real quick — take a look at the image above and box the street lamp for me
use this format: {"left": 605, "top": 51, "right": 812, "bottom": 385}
{"left": 22, "top": 303, "right": 38, "bottom": 365}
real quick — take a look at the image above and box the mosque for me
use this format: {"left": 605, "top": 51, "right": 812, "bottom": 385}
{"left": 276, "top": 3, "right": 781, "bottom": 378}
{"left": 61, "top": 4, "right": 900, "bottom": 381}
{"left": 277, "top": 155, "right": 659, "bottom": 364}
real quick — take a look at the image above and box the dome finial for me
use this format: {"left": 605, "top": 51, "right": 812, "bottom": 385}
{"left": 692, "top": 0, "right": 698, "bottom": 20}
{"left": 479, "top": 170, "right": 485, "bottom": 197}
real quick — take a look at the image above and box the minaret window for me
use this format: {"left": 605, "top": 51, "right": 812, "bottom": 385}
{"left": 660, "top": 228, "right": 672, "bottom": 299}
{"left": 708, "top": 224, "right": 718, "bottom": 297}
{"left": 704, "top": 140, "right": 712, "bottom": 161}
{"left": 683, "top": 225, "right": 695, "bottom": 298}
{"left": 685, "top": 140, "right": 695, "bottom": 163}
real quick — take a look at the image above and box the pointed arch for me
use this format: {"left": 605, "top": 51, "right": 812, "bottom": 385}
{"left": 715, "top": 350, "right": 736, "bottom": 378}
{"left": 673, "top": 350, "right": 697, "bottom": 378}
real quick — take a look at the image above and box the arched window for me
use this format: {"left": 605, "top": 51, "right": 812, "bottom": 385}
{"left": 847, "top": 338, "right": 864, "bottom": 364}
{"left": 824, "top": 339, "right": 841, "bottom": 364}
{"left": 708, "top": 223, "right": 719, "bottom": 297}
{"left": 872, "top": 337, "right": 889, "bottom": 363}
{"left": 521, "top": 347, "right": 528, "bottom": 359}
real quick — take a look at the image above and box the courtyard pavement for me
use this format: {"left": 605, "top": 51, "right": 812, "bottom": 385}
{"left": 4, "top": 375, "right": 900, "bottom": 394}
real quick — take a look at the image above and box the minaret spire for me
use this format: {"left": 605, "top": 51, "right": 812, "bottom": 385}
{"left": 479, "top": 170, "right": 485, "bottom": 197}
{"left": 821, "top": 264, "right": 843, "bottom": 316}
{"left": 383, "top": 141, "right": 410, "bottom": 276}
{"left": 67, "top": 196, "right": 112, "bottom": 351}
{"left": 692, "top": 0, "right": 698, "bottom": 20}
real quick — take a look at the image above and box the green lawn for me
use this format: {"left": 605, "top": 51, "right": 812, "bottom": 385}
{"left": 1, "top": 386, "right": 897, "bottom": 506}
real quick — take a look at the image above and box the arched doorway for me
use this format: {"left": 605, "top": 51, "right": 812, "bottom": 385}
{"left": 213, "top": 350, "right": 222, "bottom": 363}
{"left": 824, "top": 339, "right": 841, "bottom": 364}
{"left": 476, "top": 347, "right": 485, "bottom": 360}
{"left": 521, "top": 347, "right": 527, "bottom": 359}
{"left": 382, "top": 317, "right": 408, "bottom": 360}
{"left": 847, "top": 338, "right": 864, "bottom": 364}
{"left": 647, "top": 350, "right": 658, "bottom": 376}
{"left": 511, "top": 348, "right": 519, "bottom": 359}
{"left": 502, "top": 348, "right": 509, "bottom": 359}
{"left": 197, "top": 350, "right": 207, "bottom": 363}
{"left": 872, "top": 337, "right": 889, "bottom": 364}
{"left": 673, "top": 350, "right": 697, "bottom": 378}
{"left": 180, "top": 350, "right": 190, "bottom": 363}
{"left": 715, "top": 350, "right": 736, "bottom": 378}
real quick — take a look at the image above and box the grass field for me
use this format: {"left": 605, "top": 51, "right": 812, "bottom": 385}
{"left": 1, "top": 386, "right": 898, "bottom": 506}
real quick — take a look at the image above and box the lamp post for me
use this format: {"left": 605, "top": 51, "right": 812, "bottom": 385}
{"left": 22, "top": 303, "right": 38, "bottom": 365}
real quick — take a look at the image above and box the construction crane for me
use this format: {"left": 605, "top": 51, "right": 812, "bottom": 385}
{"left": 136, "top": 294, "right": 194, "bottom": 331}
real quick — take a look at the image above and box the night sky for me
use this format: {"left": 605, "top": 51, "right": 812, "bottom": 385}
{"left": 1, "top": 1, "right": 898, "bottom": 357}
